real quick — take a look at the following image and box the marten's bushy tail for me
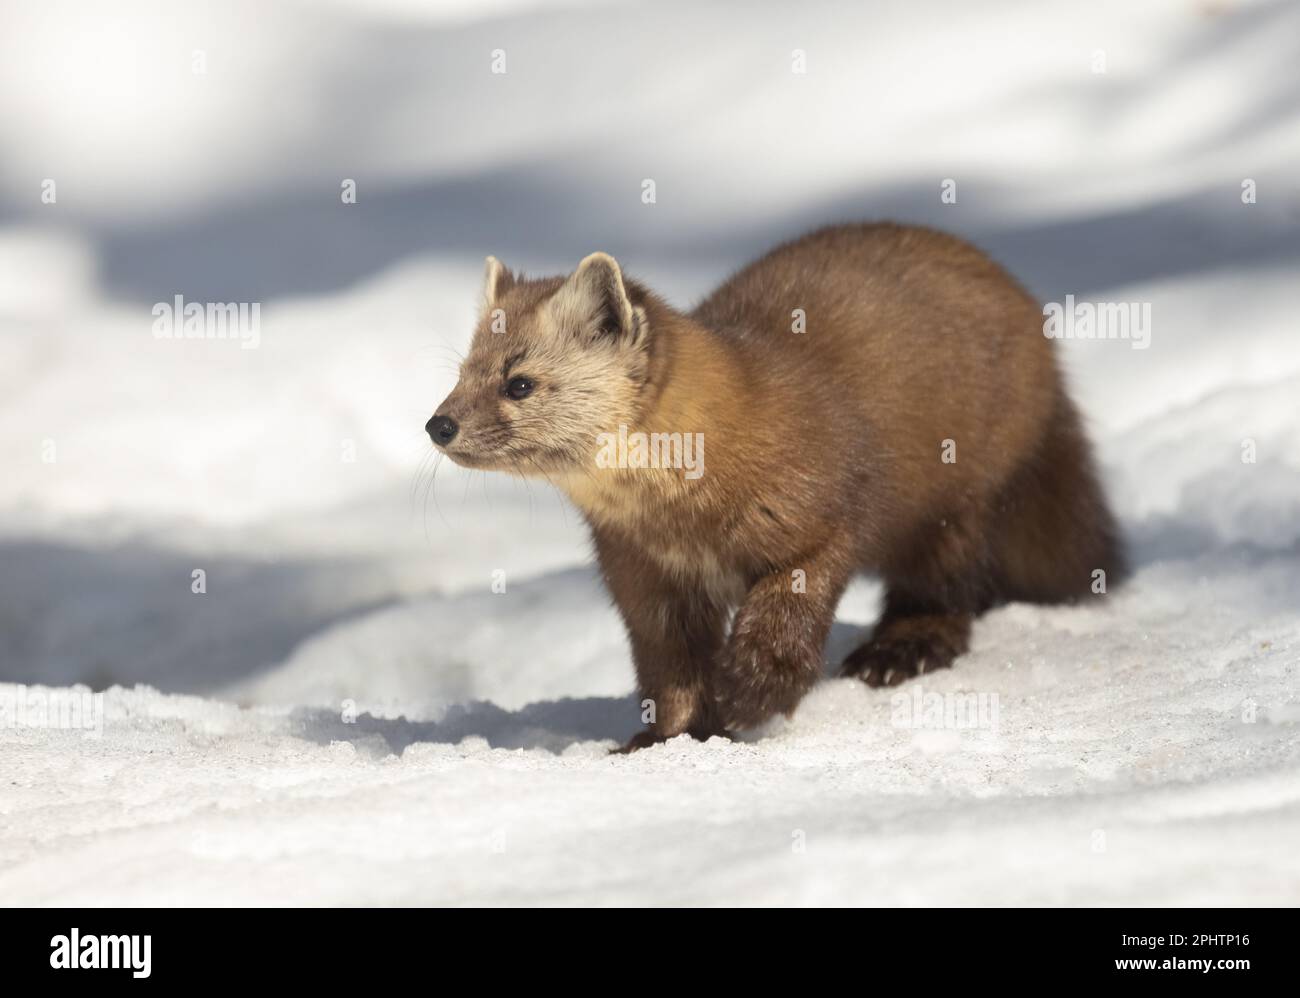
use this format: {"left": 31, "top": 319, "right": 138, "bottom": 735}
{"left": 988, "top": 396, "right": 1127, "bottom": 604}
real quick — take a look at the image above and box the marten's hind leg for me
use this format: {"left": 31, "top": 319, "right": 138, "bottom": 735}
{"left": 842, "top": 506, "right": 994, "bottom": 687}
{"left": 842, "top": 400, "right": 1126, "bottom": 688}
{"left": 843, "top": 592, "right": 976, "bottom": 687}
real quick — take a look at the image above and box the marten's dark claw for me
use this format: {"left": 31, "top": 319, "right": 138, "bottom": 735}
{"left": 843, "top": 634, "right": 958, "bottom": 687}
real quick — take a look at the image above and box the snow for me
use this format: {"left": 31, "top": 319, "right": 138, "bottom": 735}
{"left": 1, "top": 0, "right": 1298, "bottom": 905}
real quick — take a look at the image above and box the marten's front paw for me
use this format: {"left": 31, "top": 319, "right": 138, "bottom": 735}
{"left": 715, "top": 624, "right": 822, "bottom": 730}
{"left": 841, "top": 633, "right": 958, "bottom": 687}
{"left": 611, "top": 725, "right": 730, "bottom": 754}
{"left": 611, "top": 730, "right": 667, "bottom": 754}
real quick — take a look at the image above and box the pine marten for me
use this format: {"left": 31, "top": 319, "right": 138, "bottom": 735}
{"left": 428, "top": 223, "right": 1126, "bottom": 751}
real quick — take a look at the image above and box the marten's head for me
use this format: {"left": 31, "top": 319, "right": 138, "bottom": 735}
{"left": 428, "top": 253, "right": 652, "bottom": 476}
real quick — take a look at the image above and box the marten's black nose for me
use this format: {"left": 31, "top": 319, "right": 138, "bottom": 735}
{"left": 426, "top": 414, "right": 458, "bottom": 445}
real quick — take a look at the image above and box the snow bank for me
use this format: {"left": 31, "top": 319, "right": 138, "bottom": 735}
{"left": 3, "top": 538, "right": 1297, "bottom": 906}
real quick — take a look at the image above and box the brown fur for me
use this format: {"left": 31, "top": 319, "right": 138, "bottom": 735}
{"left": 429, "top": 223, "right": 1126, "bottom": 749}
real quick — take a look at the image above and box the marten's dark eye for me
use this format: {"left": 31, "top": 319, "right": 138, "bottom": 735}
{"left": 505, "top": 376, "right": 535, "bottom": 400}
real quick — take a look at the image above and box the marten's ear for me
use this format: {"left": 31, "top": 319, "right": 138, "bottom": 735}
{"left": 482, "top": 255, "right": 514, "bottom": 308}
{"left": 552, "top": 252, "right": 646, "bottom": 347}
